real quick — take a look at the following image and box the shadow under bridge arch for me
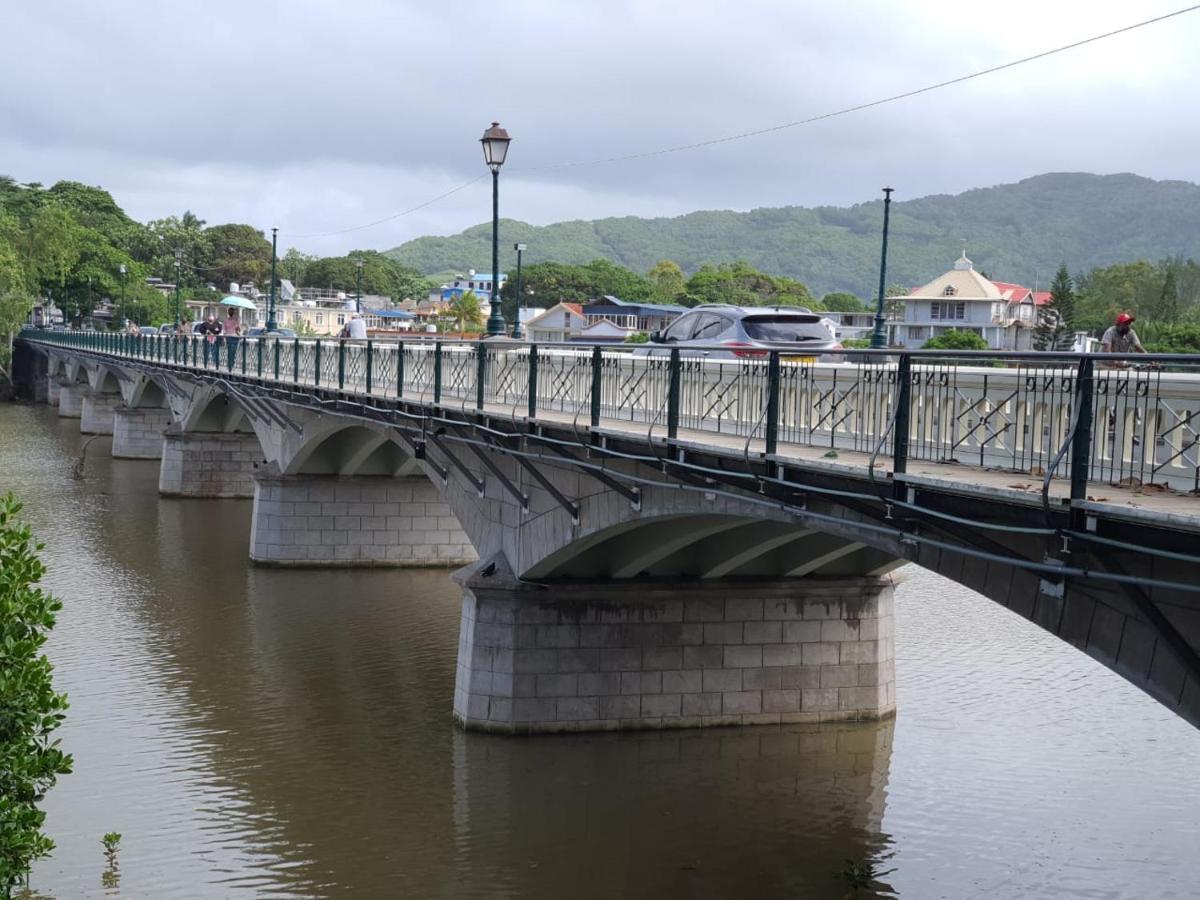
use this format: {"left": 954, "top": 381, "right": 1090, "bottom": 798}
{"left": 282, "top": 423, "right": 420, "bottom": 478}
{"left": 523, "top": 514, "right": 905, "bottom": 581}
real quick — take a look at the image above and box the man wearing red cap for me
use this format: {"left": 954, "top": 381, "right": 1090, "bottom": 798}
{"left": 1101, "top": 312, "right": 1145, "bottom": 361}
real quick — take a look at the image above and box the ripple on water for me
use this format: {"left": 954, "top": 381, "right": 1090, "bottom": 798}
{"left": 3, "top": 402, "right": 1199, "bottom": 899}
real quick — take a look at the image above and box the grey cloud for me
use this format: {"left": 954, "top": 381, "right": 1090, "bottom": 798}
{"left": 2, "top": 0, "right": 1197, "bottom": 255}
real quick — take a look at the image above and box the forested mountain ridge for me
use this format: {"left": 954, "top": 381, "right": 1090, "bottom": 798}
{"left": 385, "top": 173, "right": 1200, "bottom": 297}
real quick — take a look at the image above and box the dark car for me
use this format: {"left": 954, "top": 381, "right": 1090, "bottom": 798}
{"left": 639, "top": 305, "right": 843, "bottom": 361}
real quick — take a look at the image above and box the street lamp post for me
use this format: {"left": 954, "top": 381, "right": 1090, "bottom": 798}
{"left": 511, "top": 242, "right": 526, "bottom": 339}
{"left": 355, "top": 258, "right": 364, "bottom": 314}
{"left": 267, "top": 227, "right": 278, "bottom": 332}
{"left": 870, "top": 186, "right": 895, "bottom": 350}
{"left": 118, "top": 264, "right": 127, "bottom": 326}
{"left": 173, "top": 248, "right": 183, "bottom": 328}
{"left": 480, "top": 121, "right": 511, "bottom": 337}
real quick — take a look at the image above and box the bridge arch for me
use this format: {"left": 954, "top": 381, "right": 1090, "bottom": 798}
{"left": 283, "top": 423, "right": 419, "bottom": 477}
{"left": 523, "top": 513, "right": 902, "bottom": 581}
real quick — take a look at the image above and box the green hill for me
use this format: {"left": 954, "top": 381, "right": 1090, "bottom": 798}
{"left": 385, "top": 173, "right": 1200, "bottom": 298}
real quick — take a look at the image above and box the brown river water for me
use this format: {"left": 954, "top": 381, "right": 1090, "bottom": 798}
{"left": 1, "top": 401, "right": 1198, "bottom": 899}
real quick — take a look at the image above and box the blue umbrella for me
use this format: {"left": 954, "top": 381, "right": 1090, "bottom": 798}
{"left": 219, "top": 295, "right": 257, "bottom": 310}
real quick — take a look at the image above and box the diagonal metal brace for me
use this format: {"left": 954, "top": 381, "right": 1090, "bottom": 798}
{"left": 512, "top": 454, "right": 579, "bottom": 522}
{"left": 547, "top": 442, "right": 641, "bottom": 507}
{"left": 460, "top": 437, "right": 529, "bottom": 510}
{"left": 428, "top": 433, "right": 485, "bottom": 493}
{"left": 394, "top": 429, "right": 449, "bottom": 481}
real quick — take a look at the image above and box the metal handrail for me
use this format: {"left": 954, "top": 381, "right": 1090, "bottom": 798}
{"left": 20, "top": 328, "right": 1200, "bottom": 493}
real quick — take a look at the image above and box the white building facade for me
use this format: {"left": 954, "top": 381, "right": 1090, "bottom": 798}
{"left": 889, "top": 254, "right": 1045, "bottom": 350}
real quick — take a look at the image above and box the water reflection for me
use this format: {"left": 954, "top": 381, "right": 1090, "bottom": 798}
{"left": 449, "top": 722, "right": 894, "bottom": 899}
{"left": 5, "top": 401, "right": 1199, "bottom": 899}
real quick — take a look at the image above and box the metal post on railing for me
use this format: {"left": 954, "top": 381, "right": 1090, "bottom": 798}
{"left": 667, "top": 347, "right": 681, "bottom": 440}
{"left": 314, "top": 339, "right": 322, "bottom": 387}
{"left": 240, "top": 337, "right": 247, "bottom": 374}
{"left": 396, "top": 343, "right": 405, "bottom": 398}
{"left": 527, "top": 344, "right": 538, "bottom": 420}
{"left": 274, "top": 339, "right": 281, "bottom": 381}
{"left": 1070, "top": 356, "right": 1095, "bottom": 508}
{"left": 476, "top": 342, "right": 486, "bottom": 411}
{"left": 292, "top": 339, "right": 300, "bottom": 384}
{"left": 588, "top": 346, "right": 602, "bottom": 428}
{"left": 434, "top": 342, "right": 443, "bottom": 404}
{"left": 365, "top": 339, "right": 373, "bottom": 394}
{"left": 892, "top": 353, "right": 912, "bottom": 478}
{"left": 256, "top": 338, "right": 263, "bottom": 378}
{"left": 765, "top": 351, "right": 780, "bottom": 457}
{"left": 338, "top": 339, "right": 345, "bottom": 390}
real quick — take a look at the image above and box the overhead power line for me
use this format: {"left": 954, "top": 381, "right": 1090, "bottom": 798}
{"left": 280, "top": 3, "right": 1200, "bottom": 239}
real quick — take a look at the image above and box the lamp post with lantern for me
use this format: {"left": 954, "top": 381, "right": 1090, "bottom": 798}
{"left": 480, "top": 121, "right": 511, "bottom": 337}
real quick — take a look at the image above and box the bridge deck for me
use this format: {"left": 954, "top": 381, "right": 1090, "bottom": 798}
{"left": 559, "top": 409, "right": 1200, "bottom": 530}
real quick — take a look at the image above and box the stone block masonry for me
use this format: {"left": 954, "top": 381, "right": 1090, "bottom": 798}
{"left": 80, "top": 390, "right": 123, "bottom": 435}
{"left": 249, "top": 474, "right": 478, "bottom": 568}
{"left": 159, "top": 429, "right": 263, "bottom": 498}
{"left": 112, "top": 407, "right": 172, "bottom": 459}
{"left": 454, "top": 571, "right": 896, "bottom": 733}
{"left": 57, "top": 383, "right": 85, "bottom": 418}
{"left": 47, "top": 376, "right": 61, "bottom": 406}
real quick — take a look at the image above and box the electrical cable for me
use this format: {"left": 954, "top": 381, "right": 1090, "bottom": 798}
{"left": 273, "top": 4, "right": 1200, "bottom": 238}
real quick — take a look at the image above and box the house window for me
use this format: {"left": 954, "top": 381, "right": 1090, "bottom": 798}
{"left": 942, "top": 285, "right": 957, "bottom": 296}
{"left": 930, "top": 302, "right": 965, "bottom": 320}
{"left": 907, "top": 326, "right": 929, "bottom": 341}
{"left": 468, "top": 281, "right": 475, "bottom": 289}
{"left": 292, "top": 312, "right": 301, "bottom": 323}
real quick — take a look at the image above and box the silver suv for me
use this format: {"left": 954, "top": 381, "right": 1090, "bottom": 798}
{"left": 642, "top": 305, "right": 842, "bottom": 361}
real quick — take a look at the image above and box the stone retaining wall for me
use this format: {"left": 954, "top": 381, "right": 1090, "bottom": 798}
{"left": 159, "top": 430, "right": 263, "bottom": 497}
{"left": 47, "top": 376, "right": 61, "bottom": 405}
{"left": 250, "top": 474, "right": 477, "bottom": 567}
{"left": 454, "top": 574, "right": 895, "bottom": 733}
{"left": 112, "top": 407, "right": 172, "bottom": 459}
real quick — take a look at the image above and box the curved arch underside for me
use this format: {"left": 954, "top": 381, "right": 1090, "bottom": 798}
{"left": 285, "top": 425, "right": 419, "bottom": 477}
{"left": 525, "top": 514, "right": 905, "bottom": 581}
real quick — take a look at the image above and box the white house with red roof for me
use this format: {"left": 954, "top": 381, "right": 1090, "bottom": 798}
{"left": 888, "top": 253, "right": 1049, "bottom": 350}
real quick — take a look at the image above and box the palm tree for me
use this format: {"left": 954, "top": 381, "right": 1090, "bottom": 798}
{"left": 449, "top": 292, "right": 484, "bottom": 332}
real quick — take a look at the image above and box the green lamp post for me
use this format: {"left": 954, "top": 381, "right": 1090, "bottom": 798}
{"left": 870, "top": 187, "right": 895, "bottom": 350}
{"left": 511, "top": 242, "right": 526, "bottom": 339}
{"left": 173, "top": 248, "right": 183, "bottom": 328}
{"left": 480, "top": 121, "right": 512, "bottom": 337}
{"left": 267, "top": 227, "right": 278, "bottom": 332}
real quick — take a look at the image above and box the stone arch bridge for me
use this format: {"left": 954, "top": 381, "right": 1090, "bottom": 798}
{"left": 15, "top": 333, "right": 1200, "bottom": 733}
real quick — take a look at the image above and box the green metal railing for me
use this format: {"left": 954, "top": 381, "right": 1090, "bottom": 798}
{"left": 20, "top": 328, "right": 1200, "bottom": 495}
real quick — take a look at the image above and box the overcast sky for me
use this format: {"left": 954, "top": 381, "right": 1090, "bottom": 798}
{"left": 2, "top": 0, "right": 1198, "bottom": 256}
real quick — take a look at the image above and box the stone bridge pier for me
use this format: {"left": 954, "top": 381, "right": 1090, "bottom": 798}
{"left": 159, "top": 386, "right": 266, "bottom": 498}
{"left": 55, "top": 359, "right": 87, "bottom": 419}
{"left": 80, "top": 364, "right": 123, "bottom": 435}
{"left": 453, "top": 567, "right": 895, "bottom": 733}
{"left": 417, "top": 443, "right": 904, "bottom": 734}
{"left": 248, "top": 419, "right": 475, "bottom": 567}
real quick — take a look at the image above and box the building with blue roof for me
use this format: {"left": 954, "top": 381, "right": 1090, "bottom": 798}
{"left": 430, "top": 269, "right": 508, "bottom": 306}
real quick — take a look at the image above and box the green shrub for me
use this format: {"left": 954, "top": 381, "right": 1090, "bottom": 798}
{"left": 921, "top": 330, "right": 989, "bottom": 351}
{"left": 0, "top": 494, "right": 72, "bottom": 897}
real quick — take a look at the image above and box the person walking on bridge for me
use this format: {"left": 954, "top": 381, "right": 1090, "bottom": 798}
{"left": 1101, "top": 313, "right": 1146, "bottom": 364}
{"left": 201, "top": 314, "right": 221, "bottom": 366}
{"left": 346, "top": 312, "right": 367, "bottom": 341}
